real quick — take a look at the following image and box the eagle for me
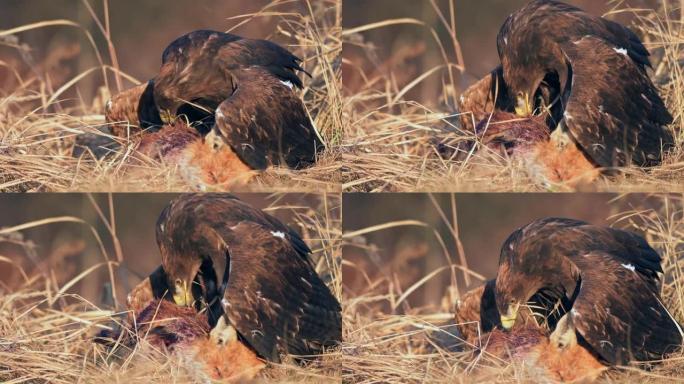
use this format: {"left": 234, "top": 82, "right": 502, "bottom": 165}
{"left": 104, "top": 30, "right": 324, "bottom": 171}
{"left": 141, "top": 193, "right": 342, "bottom": 363}
{"left": 457, "top": 0, "right": 673, "bottom": 170}
{"left": 494, "top": 217, "right": 682, "bottom": 365}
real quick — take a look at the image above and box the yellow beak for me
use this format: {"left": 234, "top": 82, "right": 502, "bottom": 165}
{"left": 160, "top": 109, "right": 175, "bottom": 125}
{"left": 500, "top": 303, "right": 520, "bottom": 330}
{"left": 514, "top": 93, "right": 532, "bottom": 117}
{"left": 173, "top": 280, "right": 193, "bottom": 307}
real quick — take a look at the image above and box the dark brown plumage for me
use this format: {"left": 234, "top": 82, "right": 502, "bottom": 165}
{"left": 212, "top": 66, "right": 322, "bottom": 170}
{"left": 154, "top": 193, "right": 341, "bottom": 363}
{"left": 104, "top": 30, "right": 324, "bottom": 170}
{"left": 456, "top": 0, "right": 673, "bottom": 170}
{"left": 497, "top": 0, "right": 673, "bottom": 167}
{"left": 495, "top": 218, "right": 683, "bottom": 365}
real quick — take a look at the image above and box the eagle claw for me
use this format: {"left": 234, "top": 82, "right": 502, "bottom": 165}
{"left": 210, "top": 316, "right": 238, "bottom": 345}
{"left": 550, "top": 313, "right": 577, "bottom": 349}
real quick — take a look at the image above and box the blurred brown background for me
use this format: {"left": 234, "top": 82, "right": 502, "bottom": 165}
{"left": 0, "top": 193, "right": 332, "bottom": 308}
{"left": 342, "top": 0, "right": 659, "bottom": 104}
{"left": 342, "top": 193, "right": 665, "bottom": 310}
{"left": 0, "top": 0, "right": 311, "bottom": 100}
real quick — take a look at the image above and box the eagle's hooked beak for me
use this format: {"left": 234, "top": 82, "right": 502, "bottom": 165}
{"left": 160, "top": 109, "right": 175, "bottom": 125}
{"left": 500, "top": 302, "right": 520, "bottom": 330}
{"left": 514, "top": 92, "right": 533, "bottom": 117}
{"left": 173, "top": 279, "right": 193, "bottom": 307}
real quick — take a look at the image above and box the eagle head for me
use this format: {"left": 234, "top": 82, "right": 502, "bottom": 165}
{"left": 162, "top": 253, "right": 203, "bottom": 308}
{"left": 156, "top": 207, "right": 205, "bottom": 308}
{"left": 494, "top": 263, "right": 542, "bottom": 331}
{"left": 500, "top": 52, "right": 553, "bottom": 118}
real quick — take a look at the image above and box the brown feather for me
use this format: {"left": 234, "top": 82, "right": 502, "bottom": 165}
{"left": 495, "top": 218, "right": 682, "bottom": 365}
{"left": 497, "top": 0, "right": 672, "bottom": 167}
{"left": 156, "top": 194, "right": 341, "bottom": 362}
{"left": 215, "top": 66, "right": 323, "bottom": 170}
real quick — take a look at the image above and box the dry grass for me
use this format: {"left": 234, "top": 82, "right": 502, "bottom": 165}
{"left": 342, "top": 1, "right": 684, "bottom": 192}
{"left": 0, "top": 0, "right": 342, "bottom": 192}
{"left": 341, "top": 194, "right": 684, "bottom": 383}
{"left": 0, "top": 193, "right": 342, "bottom": 383}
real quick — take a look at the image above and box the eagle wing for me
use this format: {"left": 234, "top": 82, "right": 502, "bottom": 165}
{"left": 154, "top": 30, "right": 307, "bottom": 115}
{"left": 567, "top": 250, "right": 682, "bottom": 365}
{"left": 215, "top": 221, "right": 341, "bottom": 362}
{"left": 559, "top": 37, "right": 673, "bottom": 167}
{"left": 161, "top": 30, "right": 306, "bottom": 87}
{"left": 214, "top": 66, "right": 324, "bottom": 170}
{"left": 498, "top": 1, "right": 651, "bottom": 70}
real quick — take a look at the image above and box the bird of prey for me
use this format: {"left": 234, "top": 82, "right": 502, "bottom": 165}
{"left": 105, "top": 30, "right": 324, "bottom": 170}
{"left": 457, "top": 0, "right": 673, "bottom": 169}
{"left": 495, "top": 217, "right": 682, "bottom": 365}
{"left": 152, "top": 193, "right": 341, "bottom": 363}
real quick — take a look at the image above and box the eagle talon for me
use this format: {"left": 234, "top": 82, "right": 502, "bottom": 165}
{"left": 210, "top": 316, "right": 238, "bottom": 345}
{"left": 550, "top": 313, "right": 577, "bottom": 349}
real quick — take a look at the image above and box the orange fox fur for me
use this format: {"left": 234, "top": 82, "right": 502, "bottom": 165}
{"left": 476, "top": 112, "right": 600, "bottom": 187}
{"left": 529, "top": 140, "right": 600, "bottom": 187}
{"left": 192, "top": 338, "right": 266, "bottom": 382}
{"left": 482, "top": 325, "right": 606, "bottom": 383}
{"left": 136, "top": 121, "right": 254, "bottom": 187}
{"left": 124, "top": 294, "right": 265, "bottom": 381}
